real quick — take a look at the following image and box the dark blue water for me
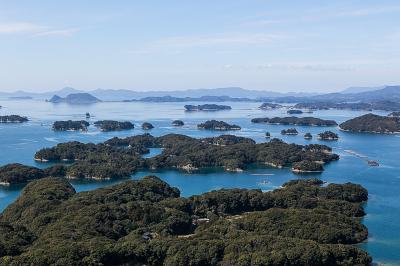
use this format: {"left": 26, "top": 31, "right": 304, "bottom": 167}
{"left": 0, "top": 100, "right": 399, "bottom": 265}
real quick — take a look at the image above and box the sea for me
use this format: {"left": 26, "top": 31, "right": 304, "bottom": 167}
{"left": 0, "top": 99, "right": 399, "bottom": 265}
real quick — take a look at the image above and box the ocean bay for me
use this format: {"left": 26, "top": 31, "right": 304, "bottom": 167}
{"left": 0, "top": 100, "right": 399, "bottom": 264}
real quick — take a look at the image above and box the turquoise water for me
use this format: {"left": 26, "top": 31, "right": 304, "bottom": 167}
{"left": 0, "top": 100, "right": 399, "bottom": 265}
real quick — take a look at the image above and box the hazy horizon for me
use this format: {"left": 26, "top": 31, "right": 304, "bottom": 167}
{"left": 0, "top": 84, "right": 393, "bottom": 94}
{"left": 0, "top": 1, "right": 399, "bottom": 93}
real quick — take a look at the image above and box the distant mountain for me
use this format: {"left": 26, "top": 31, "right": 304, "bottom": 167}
{"left": 134, "top": 95, "right": 256, "bottom": 102}
{"left": 0, "top": 87, "right": 317, "bottom": 101}
{"left": 0, "top": 87, "right": 84, "bottom": 99}
{"left": 48, "top": 93, "right": 101, "bottom": 104}
{"left": 1, "top": 85, "right": 398, "bottom": 103}
{"left": 340, "top": 86, "right": 384, "bottom": 94}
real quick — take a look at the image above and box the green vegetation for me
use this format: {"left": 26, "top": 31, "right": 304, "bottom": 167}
{"left": 0, "top": 115, "right": 28, "bottom": 123}
{"left": 29, "top": 134, "right": 340, "bottom": 181}
{"left": 184, "top": 104, "right": 231, "bottom": 111}
{"left": 0, "top": 163, "right": 65, "bottom": 185}
{"left": 318, "top": 131, "right": 339, "bottom": 140}
{"left": 281, "top": 128, "right": 298, "bottom": 135}
{"left": 197, "top": 120, "right": 241, "bottom": 130}
{"left": 52, "top": 120, "right": 90, "bottom": 131}
{"left": 0, "top": 176, "right": 370, "bottom": 265}
{"left": 292, "top": 160, "right": 323, "bottom": 172}
{"left": 94, "top": 120, "right": 134, "bottom": 131}
{"left": 251, "top": 116, "right": 337, "bottom": 126}
{"left": 339, "top": 113, "right": 400, "bottom": 134}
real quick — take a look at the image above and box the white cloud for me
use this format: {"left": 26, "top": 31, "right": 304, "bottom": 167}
{"left": 338, "top": 6, "right": 400, "bottom": 17}
{"left": 0, "top": 22, "right": 46, "bottom": 34}
{"left": 223, "top": 63, "right": 356, "bottom": 72}
{"left": 153, "top": 33, "right": 284, "bottom": 48}
{"left": 0, "top": 22, "right": 77, "bottom": 37}
{"left": 34, "top": 28, "right": 78, "bottom": 37}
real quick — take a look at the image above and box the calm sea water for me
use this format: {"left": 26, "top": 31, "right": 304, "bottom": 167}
{"left": 0, "top": 100, "right": 399, "bottom": 265}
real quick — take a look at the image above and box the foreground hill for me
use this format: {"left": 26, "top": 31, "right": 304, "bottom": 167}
{"left": 339, "top": 113, "right": 400, "bottom": 134}
{"left": 0, "top": 176, "right": 370, "bottom": 265}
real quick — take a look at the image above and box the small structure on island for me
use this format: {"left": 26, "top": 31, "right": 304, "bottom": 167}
{"left": 265, "top": 132, "right": 271, "bottom": 138}
{"left": 85, "top": 112, "right": 91, "bottom": 119}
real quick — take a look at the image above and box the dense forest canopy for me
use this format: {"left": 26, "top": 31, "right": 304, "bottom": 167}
{"left": 94, "top": 120, "right": 134, "bottom": 131}
{"left": 340, "top": 113, "right": 400, "bottom": 133}
{"left": 251, "top": 116, "right": 337, "bottom": 126}
{"left": 52, "top": 120, "right": 89, "bottom": 131}
{"left": 0, "top": 115, "right": 28, "bottom": 123}
{"left": 197, "top": 120, "right": 241, "bottom": 130}
{"left": 0, "top": 176, "right": 370, "bottom": 265}
{"left": 25, "top": 134, "right": 340, "bottom": 182}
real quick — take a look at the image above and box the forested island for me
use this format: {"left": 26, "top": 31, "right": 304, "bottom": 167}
{"left": 52, "top": 120, "right": 90, "bottom": 131}
{"left": 172, "top": 120, "right": 184, "bottom": 126}
{"left": 294, "top": 101, "right": 400, "bottom": 111}
{"left": 317, "top": 131, "right": 339, "bottom": 140}
{"left": 142, "top": 122, "right": 154, "bottom": 130}
{"left": 20, "top": 134, "right": 339, "bottom": 181}
{"left": 0, "top": 176, "right": 370, "bottom": 265}
{"left": 304, "top": 132, "right": 313, "bottom": 139}
{"left": 281, "top": 128, "right": 298, "bottom": 135}
{"left": 0, "top": 115, "right": 28, "bottom": 123}
{"left": 197, "top": 120, "right": 241, "bottom": 130}
{"left": 48, "top": 93, "right": 101, "bottom": 104}
{"left": 184, "top": 104, "right": 232, "bottom": 111}
{"left": 339, "top": 113, "right": 400, "bottom": 134}
{"left": 287, "top": 109, "right": 303, "bottom": 114}
{"left": 251, "top": 116, "right": 338, "bottom": 126}
{"left": 94, "top": 120, "right": 134, "bottom": 131}
{"left": 259, "top": 102, "right": 283, "bottom": 110}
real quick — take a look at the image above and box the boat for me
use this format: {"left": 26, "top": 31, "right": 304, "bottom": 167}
{"left": 367, "top": 160, "right": 379, "bottom": 166}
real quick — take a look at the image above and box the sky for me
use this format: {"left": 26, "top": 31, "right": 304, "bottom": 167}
{"left": 0, "top": 0, "right": 399, "bottom": 93}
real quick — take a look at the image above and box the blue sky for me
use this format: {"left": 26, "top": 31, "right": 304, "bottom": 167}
{"left": 0, "top": 0, "right": 399, "bottom": 92}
